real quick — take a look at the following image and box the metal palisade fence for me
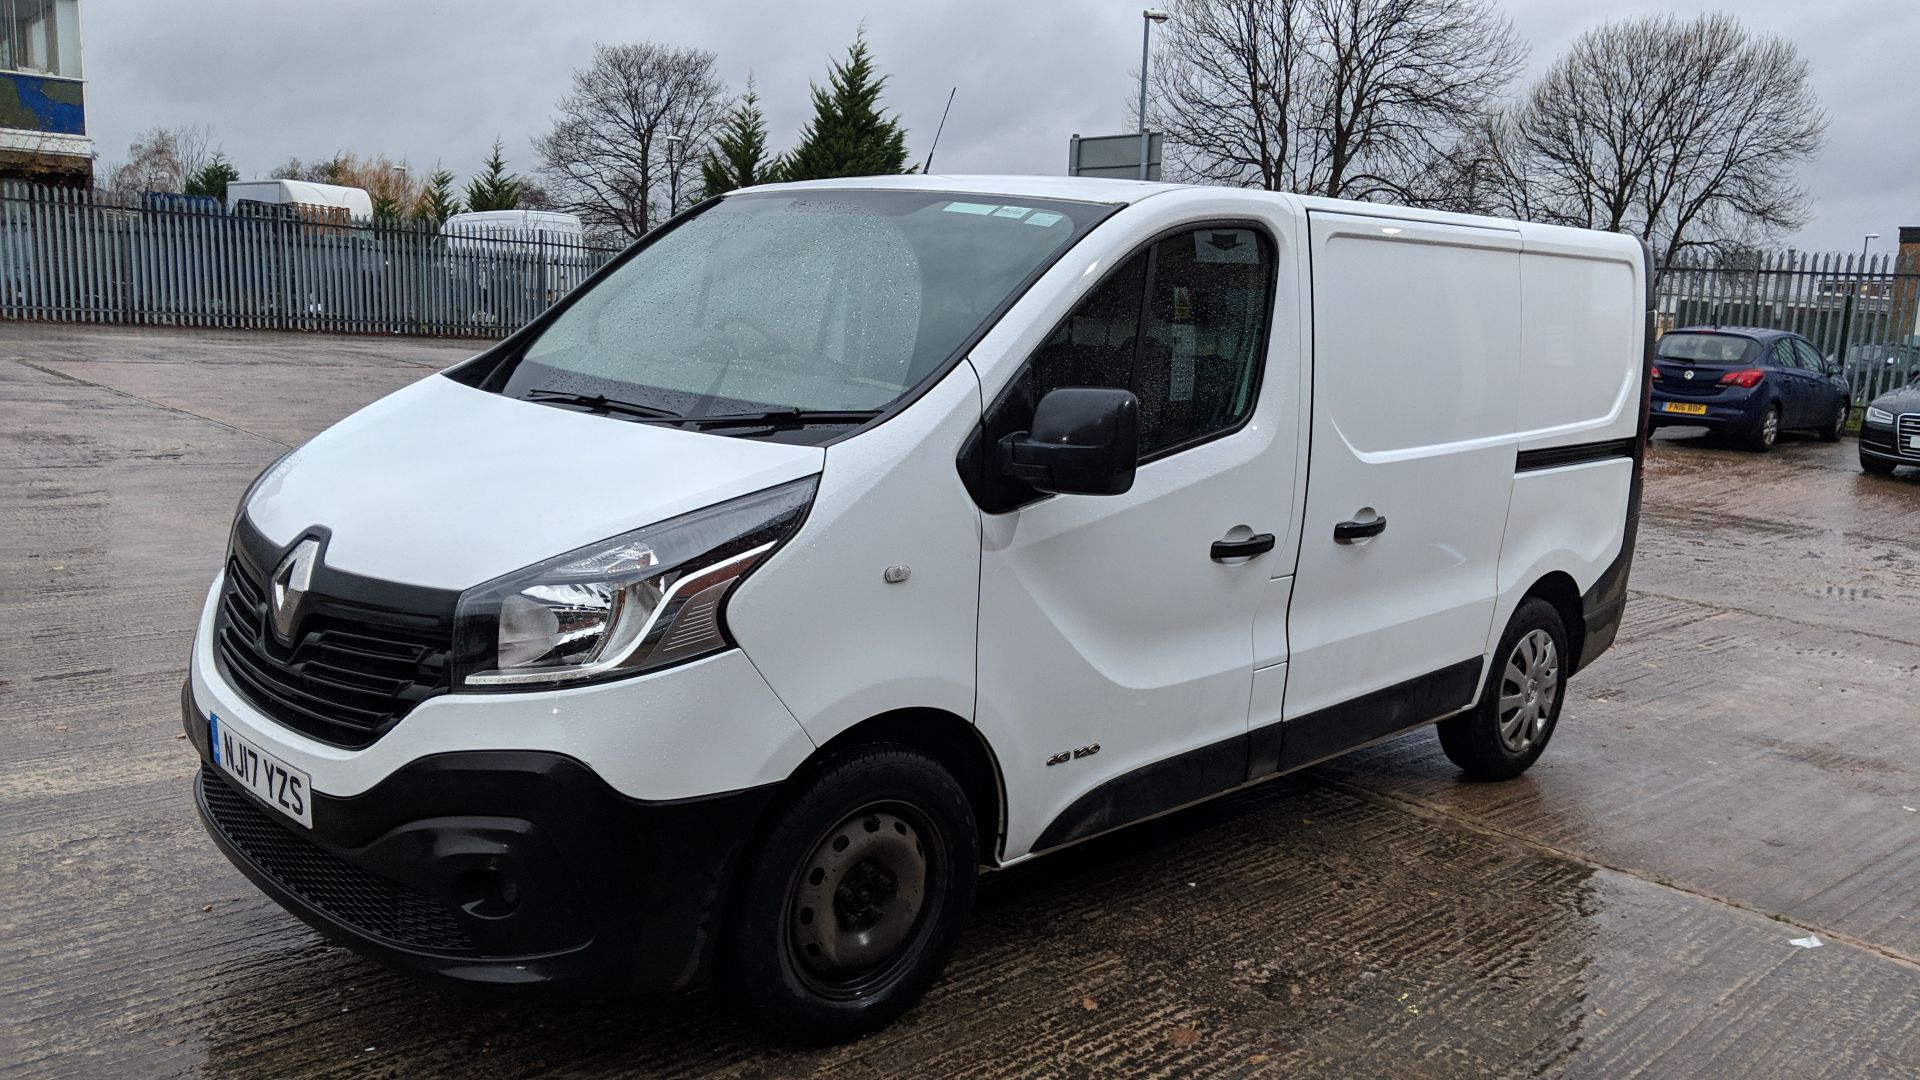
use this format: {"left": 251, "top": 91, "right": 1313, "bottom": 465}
{"left": 0, "top": 182, "right": 623, "bottom": 337}
{"left": 1657, "top": 250, "right": 1920, "bottom": 406}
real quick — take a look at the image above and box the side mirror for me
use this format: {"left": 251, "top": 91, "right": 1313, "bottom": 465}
{"left": 997, "top": 387, "right": 1139, "bottom": 496}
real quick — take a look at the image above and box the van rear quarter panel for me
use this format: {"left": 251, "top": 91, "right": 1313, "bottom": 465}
{"left": 1491, "top": 229, "right": 1645, "bottom": 644}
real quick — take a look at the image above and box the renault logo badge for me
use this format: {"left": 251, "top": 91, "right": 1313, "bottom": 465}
{"left": 269, "top": 538, "right": 320, "bottom": 644}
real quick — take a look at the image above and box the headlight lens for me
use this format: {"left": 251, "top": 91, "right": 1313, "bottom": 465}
{"left": 1864, "top": 405, "right": 1895, "bottom": 427}
{"left": 452, "top": 478, "right": 815, "bottom": 688}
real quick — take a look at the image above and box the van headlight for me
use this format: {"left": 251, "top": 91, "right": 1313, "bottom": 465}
{"left": 452, "top": 478, "right": 815, "bottom": 688}
{"left": 1864, "top": 405, "right": 1896, "bottom": 428}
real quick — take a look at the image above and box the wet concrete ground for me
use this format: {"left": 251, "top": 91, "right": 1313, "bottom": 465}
{"left": 3, "top": 325, "right": 1917, "bottom": 1078}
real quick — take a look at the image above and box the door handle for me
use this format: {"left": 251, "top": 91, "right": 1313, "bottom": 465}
{"left": 1210, "top": 533, "right": 1276, "bottom": 561}
{"left": 1333, "top": 516, "right": 1387, "bottom": 543}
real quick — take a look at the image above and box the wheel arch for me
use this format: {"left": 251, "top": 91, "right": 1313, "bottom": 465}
{"left": 779, "top": 708, "right": 1007, "bottom": 868}
{"left": 1521, "top": 571, "right": 1586, "bottom": 671}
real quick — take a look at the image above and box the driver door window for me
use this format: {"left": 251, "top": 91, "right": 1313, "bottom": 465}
{"left": 1027, "top": 226, "right": 1275, "bottom": 459}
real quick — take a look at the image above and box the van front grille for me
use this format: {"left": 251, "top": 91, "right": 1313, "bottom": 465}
{"left": 214, "top": 549, "right": 453, "bottom": 749}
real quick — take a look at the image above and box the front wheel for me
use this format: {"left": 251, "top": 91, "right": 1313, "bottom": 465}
{"left": 724, "top": 744, "right": 978, "bottom": 1043}
{"left": 1437, "top": 597, "right": 1569, "bottom": 780}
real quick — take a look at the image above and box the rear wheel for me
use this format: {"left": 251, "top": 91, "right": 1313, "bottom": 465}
{"left": 1744, "top": 404, "right": 1780, "bottom": 452}
{"left": 1818, "top": 399, "right": 1848, "bottom": 442}
{"left": 1861, "top": 452, "right": 1896, "bottom": 475}
{"left": 724, "top": 744, "right": 977, "bottom": 1043}
{"left": 1437, "top": 597, "right": 1569, "bottom": 780}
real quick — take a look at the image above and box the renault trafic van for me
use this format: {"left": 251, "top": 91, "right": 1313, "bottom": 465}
{"left": 185, "top": 175, "right": 1650, "bottom": 1041}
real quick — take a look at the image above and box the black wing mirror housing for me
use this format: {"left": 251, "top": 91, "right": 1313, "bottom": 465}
{"left": 997, "top": 387, "right": 1139, "bottom": 496}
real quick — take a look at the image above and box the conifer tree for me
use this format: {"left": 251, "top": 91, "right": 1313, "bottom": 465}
{"left": 782, "top": 34, "right": 911, "bottom": 182}
{"left": 464, "top": 139, "right": 524, "bottom": 211}
{"left": 413, "top": 167, "right": 463, "bottom": 225}
{"left": 183, "top": 152, "right": 240, "bottom": 201}
{"left": 700, "top": 83, "right": 777, "bottom": 197}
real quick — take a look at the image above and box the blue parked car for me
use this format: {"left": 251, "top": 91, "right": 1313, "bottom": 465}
{"left": 1649, "top": 327, "right": 1851, "bottom": 451}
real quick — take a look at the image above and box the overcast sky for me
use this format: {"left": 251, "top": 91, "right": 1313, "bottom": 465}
{"left": 82, "top": 0, "right": 1917, "bottom": 254}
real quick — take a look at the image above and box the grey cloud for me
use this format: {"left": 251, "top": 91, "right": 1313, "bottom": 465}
{"left": 82, "top": 0, "right": 1918, "bottom": 252}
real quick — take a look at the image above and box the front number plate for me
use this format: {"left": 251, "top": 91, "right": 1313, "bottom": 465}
{"left": 1663, "top": 402, "right": 1708, "bottom": 415}
{"left": 1908, "top": 434, "right": 1920, "bottom": 450}
{"left": 210, "top": 712, "right": 313, "bottom": 829}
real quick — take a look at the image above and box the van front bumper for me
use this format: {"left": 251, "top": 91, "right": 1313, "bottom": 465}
{"left": 184, "top": 679, "right": 776, "bottom": 995}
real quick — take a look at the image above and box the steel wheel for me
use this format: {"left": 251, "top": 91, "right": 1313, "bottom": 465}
{"left": 787, "top": 803, "right": 931, "bottom": 999}
{"left": 1497, "top": 629, "right": 1560, "bottom": 753}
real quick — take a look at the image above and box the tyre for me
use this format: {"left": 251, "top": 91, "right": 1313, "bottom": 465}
{"left": 1437, "top": 597, "right": 1569, "bottom": 781}
{"left": 724, "top": 744, "right": 978, "bottom": 1043}
{"left": 1818, "top": 399, "right": 1847, "bottom": 442}
{"left": 1861, "top": 452, "right": 1896, "bottom": 475}
{"left": 1744, "top": 404, "right": 1780, "bottom": 452}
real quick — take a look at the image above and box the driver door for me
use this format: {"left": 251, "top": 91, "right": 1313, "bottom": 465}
{"left": 974, "top": 223, "right": 1300, "bottom": 858}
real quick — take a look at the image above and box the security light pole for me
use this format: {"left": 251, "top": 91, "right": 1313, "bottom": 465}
{"left": 1863, "top": 233, "right": 1880, "bottom": 258}
{"left": 1139, "top": 9, "right": 1169, "bottom": 180}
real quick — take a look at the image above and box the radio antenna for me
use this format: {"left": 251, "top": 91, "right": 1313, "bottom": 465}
{"left": 923, "top": 87, "right": 957, "bottom": 173}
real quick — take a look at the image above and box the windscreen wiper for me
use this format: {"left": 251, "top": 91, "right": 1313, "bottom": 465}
{"left": 522, "top": 389, "right": 682, "bottom": 420}
{"left": 682, "top": 408, "right": 882, "bottom": 430}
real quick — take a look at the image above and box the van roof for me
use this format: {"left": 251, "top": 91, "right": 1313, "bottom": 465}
{"left": 745, "top": 173, "right": 1183, "bottom": 205}
{"left": 741, "top": 176, "right": 1646, "bottom": 256}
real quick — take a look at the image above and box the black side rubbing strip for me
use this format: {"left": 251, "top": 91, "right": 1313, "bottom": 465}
{"left": 1514, "top": 438, "right": 1637, "bottom": 473}
{"left": 1029, "top": 733, "right": 1247, "bottom": 854}
{"left": 1031, "top": 658, "right": 1483, "bottom": 853}
{"left": 1249, "top": 657, "right": 1482, "bottom": 778}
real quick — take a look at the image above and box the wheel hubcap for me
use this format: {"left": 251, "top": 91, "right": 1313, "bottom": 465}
{"left": 1762, "top": 411, "right": 1778, "bottom": 444}
{"left": 1497, "top": 629, "right": 1560, "bottom": 753}
{"left": 790, "top": 807, "right": 928, "bottom": 986}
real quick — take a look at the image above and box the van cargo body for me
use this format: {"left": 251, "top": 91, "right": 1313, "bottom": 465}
{"left": 183, "top": 175, "right": 1649, "bottom": 1040}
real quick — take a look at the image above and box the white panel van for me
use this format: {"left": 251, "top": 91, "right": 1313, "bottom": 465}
{"left": 184, "top": 176, "right": 1649, "bottom": 1041}
{"left": 224, "top": 179, "right": 376, "bottom": 221}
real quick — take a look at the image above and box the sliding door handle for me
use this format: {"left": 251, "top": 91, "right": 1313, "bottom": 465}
{"left": 1333, "top": 516, "right": 1387, "bottom": 543}
{"left": 1211, "top": 533, "right": 1276, "bottom": 561}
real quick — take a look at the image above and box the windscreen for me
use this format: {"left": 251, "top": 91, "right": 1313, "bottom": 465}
{"left": 1656, "top": 333, "right": 1759, "bottom": 363}
{"left": 497, "top": 190, "right": 1108, "bottom": 423}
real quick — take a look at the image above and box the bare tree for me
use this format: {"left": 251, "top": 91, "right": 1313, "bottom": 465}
{"left": 535, "top": 43, "right": 728, "bottom": 239}
{"left": 1147, "top": 0, "right": 1523, "bottom": 201}
{"left": 1452, "top": 13, "right": 1826, "bottom": 267}
{"left": 101, "top": 124, "right": 215, "bottom": 199}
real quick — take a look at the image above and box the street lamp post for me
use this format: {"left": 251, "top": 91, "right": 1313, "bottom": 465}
{"left": 1863, "top": 233, "right": 1880, "bottom": 259}
{"left": 664, "top": 134, "right": 685, "bottom": 218}
{"left": 1138, "top": 9, "right": 1169, "bottom": 180}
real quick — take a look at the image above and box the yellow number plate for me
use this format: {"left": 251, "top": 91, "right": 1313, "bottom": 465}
{"left": 1663, "top": 402, "right": 1708, "bottom": 415}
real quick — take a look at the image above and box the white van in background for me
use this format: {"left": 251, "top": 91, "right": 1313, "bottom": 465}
{"left": 183, "top": 175, "right": 1650, "bottom": 1042}
{"left": 224, "top": 179, "right": 375, "bottom": 221}
{"left": 439, "top": 209, "right": 586, "bottom": 250}
{"left": 441, "top": 209, "right": 591, "bottom": 307}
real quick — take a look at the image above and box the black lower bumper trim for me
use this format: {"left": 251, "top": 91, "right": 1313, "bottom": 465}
{"left": 185, "top": 680, "right": 778, "bottom": 994}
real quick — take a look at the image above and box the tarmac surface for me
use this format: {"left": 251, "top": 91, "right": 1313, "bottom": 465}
{"left": 3, "top": 324, "right": 1917, "bottom": 1078}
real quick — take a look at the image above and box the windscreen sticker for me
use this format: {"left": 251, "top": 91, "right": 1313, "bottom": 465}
{"left": 942, "top": 202, "right": 997, "bottom": 215}
{"left": 1025, "top": 211, "right": 1065, "bottom": 227}
{"left": 991, "top": 205, "right": 1032, "bottom": 219}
